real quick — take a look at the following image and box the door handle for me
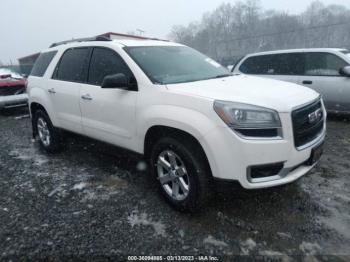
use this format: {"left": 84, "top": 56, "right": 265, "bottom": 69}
{"left": 81, "top": 94, "right": 93, "bottom": 101}
{"left": 48, "top": 88, "right": 56, "bottom": 94}
{"left": 302, "top": 80, "right": 313, "bottom": 85}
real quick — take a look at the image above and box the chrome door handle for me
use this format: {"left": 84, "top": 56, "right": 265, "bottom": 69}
{"left": 302, "top": 80, "right": 313, "bottom": 85}
{"left": 81, "top": 94, "right": 93, "bottom": 101}
{"left": 48, "top": 88, "right": 56, "bottom": 94}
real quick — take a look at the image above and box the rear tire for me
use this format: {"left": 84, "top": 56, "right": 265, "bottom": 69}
{"left": 150, "top": 136, "right": 212, "bottom": 212}
{"left": 33, "top": 110, "right": 64, "bottom": 153}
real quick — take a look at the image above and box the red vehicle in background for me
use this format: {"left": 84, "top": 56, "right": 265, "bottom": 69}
{"left": 0, "top": 69, "right": 28, "bottom": 110}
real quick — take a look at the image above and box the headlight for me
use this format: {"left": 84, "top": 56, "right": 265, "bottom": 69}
{"left": 214, "top": 100, "right": 282, "bottom": 138}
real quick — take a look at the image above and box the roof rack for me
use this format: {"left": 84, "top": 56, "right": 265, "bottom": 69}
{"left": 49, "top": 35, "right": 111, "bottom": 48}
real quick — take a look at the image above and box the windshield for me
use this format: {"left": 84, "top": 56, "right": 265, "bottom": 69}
{"left": 124, "top": 46, "right": 230, "bottom": 84}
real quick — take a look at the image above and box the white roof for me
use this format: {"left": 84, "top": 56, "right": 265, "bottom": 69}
{"left": 247, "top": 48, "right": 348, "bottom": 57}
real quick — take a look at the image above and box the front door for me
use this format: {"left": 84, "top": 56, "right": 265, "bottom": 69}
{"left": 299, "top": 52, "right": 350, "bottom": 113}
{"left": 80, "top": 47, "right": 138, "bottom": 150}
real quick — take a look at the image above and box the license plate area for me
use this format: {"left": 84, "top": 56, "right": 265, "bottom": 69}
{"left": 307, "top": 142, "right": 324, "bottom": 166}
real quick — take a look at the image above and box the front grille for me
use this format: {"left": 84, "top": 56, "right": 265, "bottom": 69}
{"left": 292, "top": 99, "right": 324, "bottom": 148}
{"left": 0, "top": 85, "right": 26, "bottom": 96}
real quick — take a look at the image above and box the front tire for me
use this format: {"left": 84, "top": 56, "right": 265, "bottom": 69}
{"left": 33, "top": 110, "right": 64, "bottom": 153}
{"left": 150, "top": 136, "right": 212, "bottom": 212}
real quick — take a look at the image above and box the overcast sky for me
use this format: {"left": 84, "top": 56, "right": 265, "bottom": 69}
{"left": 1, "top": 0, "right": 350, "bottom": 64}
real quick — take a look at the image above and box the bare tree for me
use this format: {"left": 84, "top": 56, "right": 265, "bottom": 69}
{"left": 170, "top": 0, "right": 350, "bottom": 65}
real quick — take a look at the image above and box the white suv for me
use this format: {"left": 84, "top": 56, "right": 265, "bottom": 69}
{"left": 28, "top": 37, "right": 326, "bottom": 211}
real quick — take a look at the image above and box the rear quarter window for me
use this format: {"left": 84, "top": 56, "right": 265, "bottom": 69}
{"left": 30, "top": 51, "right": 58, "bottom": 77}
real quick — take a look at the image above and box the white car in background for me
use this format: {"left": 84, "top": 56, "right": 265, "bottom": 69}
{"left": 233, "top": 48, "right": 350, "bottom": 114}
{"left": 28, "top": 38, "right": 325, "bottom": 211}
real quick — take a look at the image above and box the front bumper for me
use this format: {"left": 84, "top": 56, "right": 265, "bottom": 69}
{"left": 0, "top": 94, "right": 28, "bottom": 109}
{"left": 200, "top": 111, "right": 326, "bottom": 189}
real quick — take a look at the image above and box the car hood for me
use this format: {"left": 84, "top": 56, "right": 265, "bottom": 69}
{"left": 166, "top": 75, "right": 320, "bottom": 112}
{"left": 0, "top": 79, "right": 26, "bottom": 88}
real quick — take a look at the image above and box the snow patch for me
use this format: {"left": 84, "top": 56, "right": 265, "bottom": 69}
{"left": 10, "top": 150, "right": 32, "bottom": 161}
{"left": 48, "top": 184, "right": 66, "bottom": 197}
{"left": 127, "top": 212, "right": 166, "bottom": 237}
{"left": 259, "top": 250, "right": 292, "bottom": 261}
{"left": 203, "top": 235, "right": 228, "bottom": 248}
{"left": 299, "top": 241, "right": 321, "bottom": 255}
{"left": 14, "top": 114, "right": 30, "bottom": 120}
{"left": 277, "top": 232, "right": 292, "bottom": 239}
{"left": 81, "top": 191, "right": 98, "bottom": 201}
{"left": 72, "top": 182, "right": 88, "bottom": 190}
{"left": 240, "top": 238, "right": 256, "bottom": 255}
{"left": 9, "top": 148, "right": 48, "bottom": 166}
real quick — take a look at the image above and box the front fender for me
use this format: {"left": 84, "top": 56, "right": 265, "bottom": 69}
{"left": 137, "top": 105, "right": 221, "bottom": 178}
{"left": 138, "top": 105, "right": 218, "bottom": 150}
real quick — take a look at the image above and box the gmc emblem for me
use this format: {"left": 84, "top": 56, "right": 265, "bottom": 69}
{"left": 308, "top": 108, "right": 322, "bottom": 124}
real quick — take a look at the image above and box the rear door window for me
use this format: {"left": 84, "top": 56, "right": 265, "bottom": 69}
{"left": 304, "top": 52, "right": 348, "bottom": 76}
{"left": 30, "top": 51, "right": 57, "bottom": 77}
{"left": 53, "top": 48, "right": 90, "bottom": 82}
{"left": 87, "top": 47, "right": 134, "bottom": 86}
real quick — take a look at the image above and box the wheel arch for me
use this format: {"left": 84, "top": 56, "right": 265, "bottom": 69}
{"left": 29, "top": 98, "right": 59, "bottom": 127}
{"left": 143, "top": 125, "right": 215, "bottom": 178}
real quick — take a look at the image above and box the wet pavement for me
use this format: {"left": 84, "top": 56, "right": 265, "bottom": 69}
{"left": 0, "top": 108, "right": 349, "bottom": 260}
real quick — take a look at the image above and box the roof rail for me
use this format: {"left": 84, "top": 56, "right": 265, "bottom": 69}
{"left": 49, "top": 35, "right": 111, "bottom": 48}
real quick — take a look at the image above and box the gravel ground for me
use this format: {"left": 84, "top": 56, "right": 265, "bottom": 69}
{"left": 0, "top": 108, "right": 349, "bottom": 261}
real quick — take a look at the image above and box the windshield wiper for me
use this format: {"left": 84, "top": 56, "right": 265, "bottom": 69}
{"left": 214, "top": 73, "right": 233, "bottom": 79}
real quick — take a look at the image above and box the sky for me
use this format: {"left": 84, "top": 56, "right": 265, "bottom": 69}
{"left": 1, "top": 0, "right": 350, "bottom": 64}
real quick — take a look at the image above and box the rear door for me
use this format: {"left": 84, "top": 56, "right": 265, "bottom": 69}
{"left": 80, "top": 47, "right": 138, "bottom": 149}
{"left": 48, "top": 47, "right": 91, "bottom": 133}
{"left": 300, "top": 52, "right": 350, "bottom": 112}
{"left": 237, "top": 53, "right": 303, "bottom": 85}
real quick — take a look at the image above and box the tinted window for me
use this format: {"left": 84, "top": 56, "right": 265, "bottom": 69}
{"left": 239, "top": 53, "right": 303, "bottom": 75}
{"left": 274, "top": 54, "right": 304, "bottom": 75}
{"left": 54, "top": 48, "right": 90, "bottom": 82}
{"left": 30, "top": 51, "right": 57, "bottom": 77}
{"left": 304, "top": 53, "right": 347, "bottom": 76}
{"left": 239, "top": 55, "right": 270, "bottom": 74}
{"left": 88, "top": 48, "right": 134, "bottom": 86}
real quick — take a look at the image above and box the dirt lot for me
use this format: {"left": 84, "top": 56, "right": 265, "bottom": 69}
{"left": 0, "top": 108, "right": 349, "bottom": 261}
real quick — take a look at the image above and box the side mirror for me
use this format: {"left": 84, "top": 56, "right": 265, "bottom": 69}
{"left": 339, "top": 66, "right": 350, "bottom": 77}
{"left": 101, "top": 73, "right": 128, "bottom": 89}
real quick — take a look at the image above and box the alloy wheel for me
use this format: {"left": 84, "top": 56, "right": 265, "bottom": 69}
{"left": 37, "top": 117, "right": 51, "bottom": 147}
{"left": 157, "top": 150, "right": 190, "bottom": 201}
